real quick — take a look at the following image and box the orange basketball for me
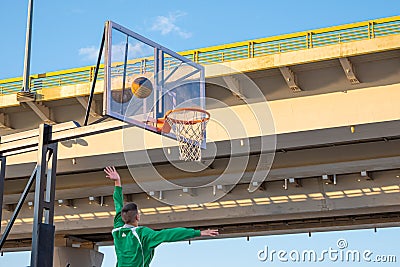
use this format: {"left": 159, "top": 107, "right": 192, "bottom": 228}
{"left": 131, "top": 77, "right": 153, "bottom": 99}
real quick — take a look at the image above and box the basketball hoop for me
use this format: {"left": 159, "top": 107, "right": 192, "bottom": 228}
{"left": 161, "top": 108, "right": 210, "bottom": 161}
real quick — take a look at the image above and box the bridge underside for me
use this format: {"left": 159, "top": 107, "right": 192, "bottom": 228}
{"left": 1, "top": 35, "right": 400, "bottom": 250}
{"left": 2, "top": 170, "right": 400, "bottom": 250}
{"left": 2, "top": 125, "right": 400, "bottom": 250}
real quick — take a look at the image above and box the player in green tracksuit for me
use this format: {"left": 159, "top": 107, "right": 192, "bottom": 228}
{"left": 104, "top": 166, "right": 219, "bottom": 267}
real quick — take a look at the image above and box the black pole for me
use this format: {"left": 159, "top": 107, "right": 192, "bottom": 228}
{"left": 0, "top": 156, "right": 6, "bottom": 234}
{"left": 0, "top": 165, "right": 37, "bottom": 249}
{"left": 120, "top": 35, "right": 129, "bottom": 113}
{"left": 30, "top": 124, "right": 58, "bottom": 267}
{"left": 84, "top": 28, "right": 105, "bottom": 126}
{"left": 22, "top": 0, "right": 34, "bottom": 92}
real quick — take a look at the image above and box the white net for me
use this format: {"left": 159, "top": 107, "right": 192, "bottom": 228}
{"left": 165, "top": 108, "right": 210, "bottom": 161}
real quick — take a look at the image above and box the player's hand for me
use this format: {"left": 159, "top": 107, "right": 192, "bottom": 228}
{"left": 104, "top": 166, "right": 121, "bottom": 186}
{"left": 200, "top": 229, "right": 219, "bottom": 237}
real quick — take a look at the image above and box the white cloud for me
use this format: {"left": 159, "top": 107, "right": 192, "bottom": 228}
{"left": 79, "top": 46, "right": 98, "bottom": 62}
{"left": 111, "top": 42, "right": 152, "bottom": 62}
{"left": 151, "top": 11, "right": 192, "bottom": 39}
{"left": 79, "top": 42, "right": 152, "bottom": 63}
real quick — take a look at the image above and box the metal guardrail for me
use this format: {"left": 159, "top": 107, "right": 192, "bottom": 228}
{"left": 0, "top": 16, "right": 399, "bottom": 95}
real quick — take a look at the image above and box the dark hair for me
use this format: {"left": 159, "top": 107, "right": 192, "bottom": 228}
{"left": 121, "top": 203, "right": 138, "bottom": 224}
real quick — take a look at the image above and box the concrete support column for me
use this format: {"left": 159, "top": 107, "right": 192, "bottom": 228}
{"left": 53, "top": 247, "right": 104, "bottom": 267}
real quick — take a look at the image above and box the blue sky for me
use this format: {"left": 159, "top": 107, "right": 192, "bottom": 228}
{"left": 1, "top": 0, "right": 400, "bottom": 266}
{"left": 1, "top": 0, "right": 400, "bottom": 79}
{"left": 1, "top": 227, "right": 400, "bottom": 266}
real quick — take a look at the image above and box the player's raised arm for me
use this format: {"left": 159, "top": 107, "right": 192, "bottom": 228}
{"left": 104, "top": 166, "right": 121, "bottom": 187}
{"left": 104, "top": 166, "right": 124, "bottom": 228}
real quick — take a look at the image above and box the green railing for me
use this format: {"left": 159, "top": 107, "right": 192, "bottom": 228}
{"left": 1, "top": 16, "right": 399, "bottom": 95}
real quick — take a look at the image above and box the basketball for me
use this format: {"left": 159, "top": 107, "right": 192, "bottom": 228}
{"left": 131, "top": 77, "right": 153, "bottom": 99}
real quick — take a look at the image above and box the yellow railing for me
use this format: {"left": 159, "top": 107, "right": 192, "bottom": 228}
{"left": 0, "top": 16, "right": 399, "bottom": 95}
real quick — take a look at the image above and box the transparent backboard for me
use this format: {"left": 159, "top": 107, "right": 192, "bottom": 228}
{"left": 103, "top": 21, "right": 205, "bottom": 146}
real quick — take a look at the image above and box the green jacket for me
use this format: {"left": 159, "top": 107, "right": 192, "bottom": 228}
{"left": 112, "top": 186, "right": 201, "bottom": 267}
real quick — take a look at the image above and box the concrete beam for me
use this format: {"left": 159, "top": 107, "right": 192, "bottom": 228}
{"left": 25, "top": 101, "right": 54, "bottom": 124}
{"left": 206, "top": 34, "right": 400, "bottom": 78}
{"left": 0, "top": 35, "right": 397, "bottom": 109}
{"left": 222, "top": 76, "right": 246, "bottom": 100}
{"left": 3, "top": 123, "right": 400, "bottom": 196}
{"left": 76, "top": 96, "right": 102, "bottom": 119}
{"left": 339, "top": 57, "right": 360, "bottom": 84}
{"left": 4, "top": 82, "right": 399, "bottom": 170}
{"left": 2, "top": 170, "right": 400, "bottom": 249}
{"left": 279, "top": 66, "right": 302, "bottom": 92}
{"left": 0, "top": 113, "right": 12, "bottom": 130}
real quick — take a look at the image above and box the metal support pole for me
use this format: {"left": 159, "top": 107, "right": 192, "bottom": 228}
{"left": 0, "top": 156, "right": 5, "bottom": 234}
{"left": 30, "top": 124, "right": 58, "bottom": 267}
{"left": 154, "top": 48, "right": 164, "bottom": 119}
{"left": 22, "top": 0, "right": 34, "bottom": 92}
{"left": 0, "top": 165, "right": 37, "bottom": 249}
{"left": 120, "top": 35, "right": 129, "bottom": 114}
{"left": 84, "top": 28, "right": 105, "bottom": 126}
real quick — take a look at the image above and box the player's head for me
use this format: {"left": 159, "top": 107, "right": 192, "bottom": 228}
{"left": 121, "top": 202, "right": 139, "bottom": 224}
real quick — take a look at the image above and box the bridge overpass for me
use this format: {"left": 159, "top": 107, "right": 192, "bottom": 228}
{"left": 0, "top": 15, "right": 400, "bottom": 261}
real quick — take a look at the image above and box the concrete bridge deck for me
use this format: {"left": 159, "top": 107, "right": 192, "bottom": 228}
{"left": 0, "top": 16, "right": 400, "bottom": 251}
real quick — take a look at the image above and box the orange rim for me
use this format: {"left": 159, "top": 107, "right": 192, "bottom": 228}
{"left": 164, "top": 107, "right": 210, "bottom": 125}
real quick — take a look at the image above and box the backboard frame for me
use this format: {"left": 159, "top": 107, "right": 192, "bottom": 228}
{"left": 102, "top": 20, "right": 206, "bottom": 139}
